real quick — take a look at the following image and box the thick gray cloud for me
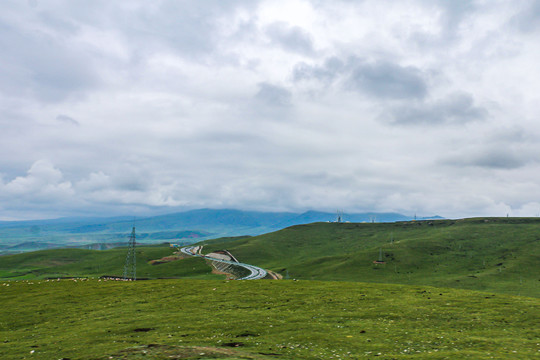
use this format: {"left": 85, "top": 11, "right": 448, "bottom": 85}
{"left": 385, "top": 93, "right": 487, "bottom": 126}
{"left": 468, "top": 151, "right": 526, "bottom": 170}
{"left": 293, "top": 57, "right": 344, "bottom": 82}
{"left": 255, "top": 83, "right": 292, "bottom": 107}
{"left": 294, "top": 57, "right": 428, "bottom": 99}
{"left": 266, "top": 22, "right": 314, "bottom": 55}
{"left": 347, "top": 61, "right": 427, "bottom": 99}
{"left": 1, "top": 0, "right": 540, "bottom": 220}
{"left": 444, "top": 149, "right": 527, "bottom": 170}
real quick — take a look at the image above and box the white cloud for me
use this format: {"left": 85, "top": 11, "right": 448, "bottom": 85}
{"left": 1, "top": 0, "right": 540, "bottom": 220}
{"left": 0, "top": 160, "right": 74, "bottom": 203}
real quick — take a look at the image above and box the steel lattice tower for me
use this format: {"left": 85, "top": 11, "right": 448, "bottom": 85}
{"left": 123, "top": 227, "right": 136, "bottom": 280}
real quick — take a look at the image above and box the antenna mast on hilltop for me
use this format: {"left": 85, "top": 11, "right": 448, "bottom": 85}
{"left": 336, "top": 210, "right": 343, "bottom": 223}
{"left": 123, "top": 227, "right": 136, "bottom": 281}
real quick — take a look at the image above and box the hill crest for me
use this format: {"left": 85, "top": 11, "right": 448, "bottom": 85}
{"left": 0, "top": 209, "right": 440, "bottom": 254}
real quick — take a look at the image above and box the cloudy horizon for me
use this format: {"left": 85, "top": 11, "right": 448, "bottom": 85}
{"left": 1, "top": 0, "right": 540, "bottom": 221}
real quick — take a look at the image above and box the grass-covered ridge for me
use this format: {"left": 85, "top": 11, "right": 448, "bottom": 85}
{"left": 0, "top": 245, "right": 224, "bottom": 280}
{"left": 0, "top": 209, "right": 432, "bottom": 254}
{"left": 201, "top": 218, "right": 540, "bottom": 298}
{"left": 1, "top": 279, "right": 538, "bottom": 359}
{"left": 1, "top": 217, "right": 539, "bottom": 297}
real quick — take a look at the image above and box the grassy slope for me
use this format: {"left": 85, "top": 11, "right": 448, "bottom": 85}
{"left": 0, "top": 245, "right": 223, "bottom": 280}
{"left": 202, "top": 218, "right": 540, "bottom": 297}
{"left": 1, "top": 217, "right": 539, "bottom": 297}
{"left": 0, "top": 279, "right": 538, "bottom": 359}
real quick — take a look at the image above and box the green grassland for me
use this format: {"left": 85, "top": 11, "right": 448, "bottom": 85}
{"left": 1, "top": 279, "right": 538, "bottom": 359}
{"left": 1, "top": 217, "right": 539, "bottom": 297}
{"left": 0, "top": 245, "right": 224, "bottom": 281}
{"left": 1, "top": 218, "right": 540, "bottom": 359}
{"left": 201, "top": 218, "right": 540, "bottom": 298}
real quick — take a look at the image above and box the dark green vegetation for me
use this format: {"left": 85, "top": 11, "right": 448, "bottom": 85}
{"left": 0, "top": 209, "right": 429, "bottom": 254}
{"left": 1, "top": 279, "right": 538, "bottom": 359}
{"left": 202, "top": 218, "right": 540, "bottom": 298}
{"left": 0, "top": 245, "right": 223, "bottom": 280}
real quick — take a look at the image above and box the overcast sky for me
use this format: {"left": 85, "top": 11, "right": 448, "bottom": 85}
{"left": 1, "top": 0, "right": 540, "bottom": 220}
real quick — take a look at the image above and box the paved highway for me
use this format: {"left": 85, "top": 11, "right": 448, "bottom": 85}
{"left": 176, "top": 245, "right": 267, "bottom": 280}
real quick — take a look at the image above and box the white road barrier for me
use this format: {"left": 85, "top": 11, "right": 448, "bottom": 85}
{"left": 176, "top": 245, "right": 267, "bottom": 280}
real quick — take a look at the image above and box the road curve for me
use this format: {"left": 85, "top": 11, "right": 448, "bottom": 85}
{"left": 176, "top": 245, "right": 267, "bottom": 280}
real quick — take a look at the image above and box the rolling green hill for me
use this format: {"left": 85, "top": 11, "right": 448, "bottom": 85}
{"left": 1, "top": 217, "right": 539, "bottom": 297}
{"left": 0, "top": 245, "right": 223, "bottom": 281}
{"left": 201, "top": 218, "right": 540, "bottom": 298}
{"left": 0, "top": 209, "right": 437, "bottom": 255}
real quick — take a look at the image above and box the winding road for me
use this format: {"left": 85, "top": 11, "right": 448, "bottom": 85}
{"left": 176, "top": 245, "right": 268, "bottom": 280}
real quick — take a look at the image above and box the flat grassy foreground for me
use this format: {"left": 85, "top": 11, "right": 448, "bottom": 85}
{"left": 1, "top": 279, "right": 538, "bottom": 359}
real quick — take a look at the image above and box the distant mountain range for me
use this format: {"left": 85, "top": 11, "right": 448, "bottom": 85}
{"left": 0, "top": 209, "right": 441, "bottom": 254}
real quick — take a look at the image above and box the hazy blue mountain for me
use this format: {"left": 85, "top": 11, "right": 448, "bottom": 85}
{"left": 0, "top": 209, "right": 441, "bottom": 254}
{"left": 0, "top": 216, "right": 134, "bottom": 229}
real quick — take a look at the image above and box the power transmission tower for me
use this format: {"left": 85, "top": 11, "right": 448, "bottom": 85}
{"left": 123, "top": 227, "right": 136, "bottom": 280}
{"left": 336, "top": 210, "right": 343, "bottom": 223}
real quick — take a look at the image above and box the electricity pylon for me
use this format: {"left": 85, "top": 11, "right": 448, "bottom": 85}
{"left": 123, "top": 227, "right": 136, "bottom": 280}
